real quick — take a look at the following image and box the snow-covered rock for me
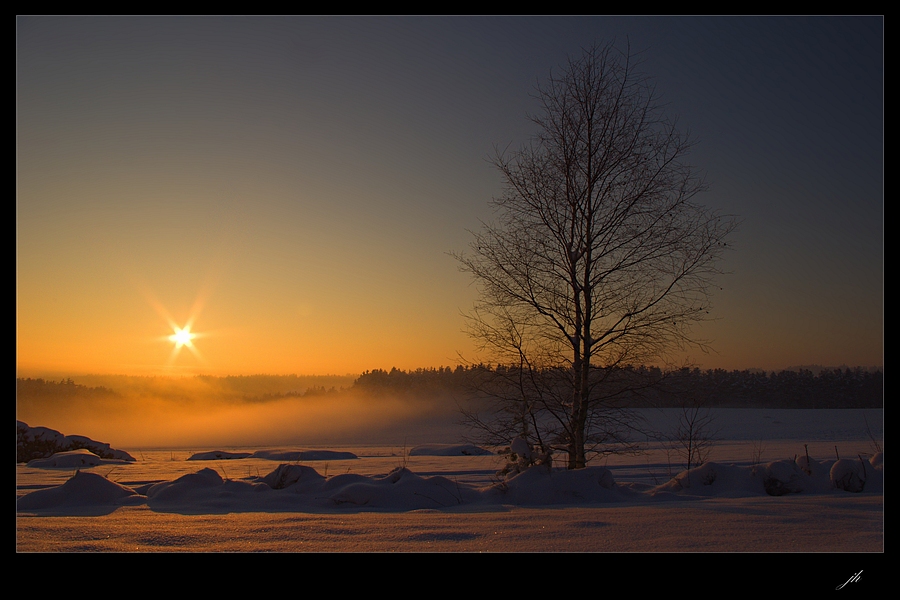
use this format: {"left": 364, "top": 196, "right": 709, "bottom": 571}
{"left": 186, "top": 449, "right": 359, "bottom": 461}
{"left": 17, "top": 421, "right": 135, "bottom": 463}
{"left": 408, "top": 444, "right": 492, "bottom": 456}
{"left": 188, "top": 450, "right": 253, "bottom": 460}
{"left": 27, "top": 449, "right": 103, "bottom": 468}
{"left": 251, "top": 449, "right": 358, "bottom": 461}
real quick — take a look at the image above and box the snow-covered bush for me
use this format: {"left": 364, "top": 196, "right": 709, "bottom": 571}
{"left": 665, "top": 463, "right": 714, "bottom": 491}
{"left": 869, "top": 451, "right": 883, "bottom": 468}
{"left": 260, "top": 464, "right": 324, "bottom": 490}
{"left": 830, "top": 458, "right": 866, "bottom": 492}
{"left": 762, "top": 460, "right": 808, "bottom": 496}
{"left": 497, "top": 437, "right": 552, "bottom": 478}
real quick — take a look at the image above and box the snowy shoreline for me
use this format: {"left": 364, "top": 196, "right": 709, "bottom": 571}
{"left": 16, "top": 409, "right": 884, "bottom": 553}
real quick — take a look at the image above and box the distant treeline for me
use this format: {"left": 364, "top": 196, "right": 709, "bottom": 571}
{"left": 15, "top": 374, "right": 355, "bottom": 406}
{"left": 352, "top": 365, "right": 884, "bottom": 409}
{"left": 16, "top": 377, "right": 117, "bottom": 399}
{"left": 645, "top": 366, "right": 882, "bottom": 408}
{"left": 16, "top": 365, "right": 883, "bottom": 409}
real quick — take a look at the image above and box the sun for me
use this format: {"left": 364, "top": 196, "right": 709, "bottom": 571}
{"left": 163, "top": 320, "right": 205, "bottom": 367}
{"left": 137, "top": 281, "right": 210, "bottom": 368}
{"left": 169, "top": 326, "right": 196, "bottom": 349}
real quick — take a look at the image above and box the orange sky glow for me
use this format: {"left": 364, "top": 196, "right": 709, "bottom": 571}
{"left": 17, "top": 17, "right": 883, "bottom": 380}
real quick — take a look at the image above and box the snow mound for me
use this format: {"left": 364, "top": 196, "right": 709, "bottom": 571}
{"left": 16, "top": 470, "right": 144, "bottom": 513}
{"left": 327, "top": 467, "right": 480, "bottom": 509}
{"left": 653, "top": 462, "right": 764, "bottom": 497}
{"left": 142, "top": 468, "right": 268, "bottom": 512}
{"left": 488, "top": 465, "right": 624, "bottom": 505}
{"left": 144, "top": 467, "right": 227, "bottom": 501}
{"left": 17, "top": 452, "right": 885, "bottom": 516}
{"left": 143, "top": 466, "right": 480, "bottom": 512}
{"left": 651, "top": 454, "right": 883, "bottom": 498}
{"left": 408, "top": 444, "right": 492, "bottom": 456}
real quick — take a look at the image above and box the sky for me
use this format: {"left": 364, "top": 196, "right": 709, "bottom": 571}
{"left": 16, "top": 16, "right": 884, "bottom": 377}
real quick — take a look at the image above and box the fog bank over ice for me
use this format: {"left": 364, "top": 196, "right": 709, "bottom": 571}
{"left": 18, "top": 389, "right": 464, "bottom": 449}
{"left": 16, "top": 374, "right": 884, "bottom": 450}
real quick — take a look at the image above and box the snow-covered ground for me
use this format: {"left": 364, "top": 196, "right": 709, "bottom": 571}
{"left": 16, "top": 408, "right": 883, "bottom": 556}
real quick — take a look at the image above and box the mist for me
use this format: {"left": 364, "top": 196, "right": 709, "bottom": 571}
{"left": 15, "top": 375, "right": 467, "bottom": 449}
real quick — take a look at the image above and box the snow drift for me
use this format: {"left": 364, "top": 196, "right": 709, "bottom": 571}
{"left": 16, "top": 470, "right": 145, "bottom": 514}
{"left": 16, "top": 451, "right": 884, "bottom": 516}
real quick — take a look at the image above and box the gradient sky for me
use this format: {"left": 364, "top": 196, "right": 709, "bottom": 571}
{"left": 16, "top": 16, "right": 883, "bottom": 377}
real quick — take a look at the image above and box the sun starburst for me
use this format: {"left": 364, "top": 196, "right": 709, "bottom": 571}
{"left": 169, "top": 326, "right": 196, "bottom": 349}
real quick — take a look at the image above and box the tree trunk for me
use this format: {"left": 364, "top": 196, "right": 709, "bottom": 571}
{"left": 568, "top": 383, "right": 588, "bottom": 469}
{"left": 568, "top": 415, "right": 587, "bottom": 469}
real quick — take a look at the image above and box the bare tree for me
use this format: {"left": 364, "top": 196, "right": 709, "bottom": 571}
{"left": 454, "top": 41, "right": 737, "bottom": 469}
{"left": 669, "top": 401, "right": 719, "bottom": 479}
